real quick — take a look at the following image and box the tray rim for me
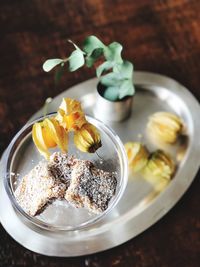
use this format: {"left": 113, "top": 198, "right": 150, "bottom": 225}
{"left": 0, "top": 71, "right": 200, "bottom": 257}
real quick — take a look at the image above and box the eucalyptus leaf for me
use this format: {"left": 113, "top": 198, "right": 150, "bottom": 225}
{"left": 43, "top": 35, "right": 135, "bottom": 100}
{"left": 43, "top": 58, "right": 64, "bottom": 72}
{"left": 113, "top": 60, "right": 133, "bottom": 79}
{"left": 118, "top": 79, "right": 134, "bottom": 99}
{"left": 83, "top": 35, "right": 105, "bottom": 54}
{"left": 104, "top": 42, "right": 123, "bottom": 64}
{"left": 103, "top": 86, "right": 119, "bottom": 101}
{"left": 96, "top": 61, "right": 113, "bottom": 77}
{"left": 86, "top": 47, "right": 103, "bottom": 67}
{"left": 100, "top": 72, "right": 122, "bottom": 87}
{"left": 68, "top": 39, "right": 84, "bottom": 53}
{"left": 68, "top": 50, "right": 85, "bottom": 71}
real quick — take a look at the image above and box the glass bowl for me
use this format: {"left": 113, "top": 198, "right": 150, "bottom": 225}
{"left": 2, "top": 114, "right": 128, "bottom": 231}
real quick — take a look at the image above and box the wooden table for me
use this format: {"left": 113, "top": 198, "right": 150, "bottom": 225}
{"left": 0, "top": 1, "right": 199, "bottom": 266}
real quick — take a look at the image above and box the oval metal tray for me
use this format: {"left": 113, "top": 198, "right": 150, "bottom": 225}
{"left": 0, "top": 71, "right": 200, "bottom": 256}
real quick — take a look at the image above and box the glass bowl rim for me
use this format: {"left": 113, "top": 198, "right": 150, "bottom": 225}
{"left": 3, "top": 113, "right": 128, "bottom": 232}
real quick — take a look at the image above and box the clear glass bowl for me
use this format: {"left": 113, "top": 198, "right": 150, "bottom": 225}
{"left": 3, "top": 114, "right": 128, "bottom": 231}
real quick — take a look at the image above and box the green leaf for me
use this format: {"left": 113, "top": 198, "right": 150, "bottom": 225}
{"left": 43, "top": 58, "right": 64, "bottom": 72}
{"left": 68, "top": 39, "right": 84, "bottom": 53}
{"left": 68, "top": 50, "right": 85, "bottom": 71}
{"left": 83, "top": 35, "right": 105, "bottom": 54}
{"left": 118, "top": 79, "right": 135, "bottom": 99}
{"left": 100, "top": 72, "right": 122, "bottom": 87}
{"left": 103, "top": 86, "right": 120, "bottom": 101}
{"left": 113, "top": 60, "right": 133, "bottom": 79}
{"left": 104, "top": 42, "right": 123, "bottom": 64}
{"left": 96, "top": 61, "right": 113, "bottom": 77}
{"left": 86, "top": 47, "right": 103, "bottom": 67}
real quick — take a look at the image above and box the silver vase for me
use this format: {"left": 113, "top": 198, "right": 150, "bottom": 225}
{"left": 93, "top": 83, "right": 133, "bottom": 122}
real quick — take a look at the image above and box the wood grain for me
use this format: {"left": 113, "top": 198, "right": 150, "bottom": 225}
{"left": 0, "top": 0, "right": 199, "bottom": 266}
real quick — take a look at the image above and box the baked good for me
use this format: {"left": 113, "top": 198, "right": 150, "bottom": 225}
{"left": 15, "top": 152, "right": 117, "bottom": 216}
{"left": 48, "top": 152, "right": 77, "bottom": 187}
{"left": 65, "top": 160, "right": 117, "bottom": 213}
{"left": 15, "top": 161, "right": 67, "bottom": 216}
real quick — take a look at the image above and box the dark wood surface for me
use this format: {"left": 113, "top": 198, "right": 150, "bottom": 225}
{"left": 0, "top": 0, "right": 200, "bottom": 266}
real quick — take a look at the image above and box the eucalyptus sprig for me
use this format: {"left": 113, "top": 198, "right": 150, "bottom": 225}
{"left": 43, "top": 35, "right": 134, "bottom": 101}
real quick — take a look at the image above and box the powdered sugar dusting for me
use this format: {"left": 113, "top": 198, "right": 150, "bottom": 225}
{"left": 15, "top": 161, "right": 67, "bottom": 216}
{"left": 14, "top": 152, "right": 117, "bottom": 217}
{"left": 65, "top": 160, "right": 117, "bottom": 213}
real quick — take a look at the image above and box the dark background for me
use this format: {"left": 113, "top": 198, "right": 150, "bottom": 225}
{"left": 0, "top": 0, "right": 199, "bottom": 266}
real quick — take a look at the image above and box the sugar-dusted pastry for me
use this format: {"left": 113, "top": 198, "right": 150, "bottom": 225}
{"left": 48, "top": 152, "right": 78, "bottom": 187}
{"left": 15, "top": 161, "right": 67, "bottom": 216}
{"left": 65, "top": 160, "right": 117, "bottom": 214}
{"left": 15, "top": 152, "right": 118, "bottom": 216}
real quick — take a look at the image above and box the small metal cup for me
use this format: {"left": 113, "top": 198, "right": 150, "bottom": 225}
{"left": 93, "top": 83, "right": 133, "bottom": 122}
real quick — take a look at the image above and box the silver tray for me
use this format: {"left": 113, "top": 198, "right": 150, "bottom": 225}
{"left": 0, "top": 71, "right": 200, "bottom": 257}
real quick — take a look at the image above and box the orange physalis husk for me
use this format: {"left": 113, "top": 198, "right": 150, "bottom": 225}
{"left": 43, "top": 117, "right": 68, "bottom": 152}
{"left": 65, "top": 98, "right": 82, "bottom": 114}
{"left": 74, "top": 122, "right": 102, "bottom": 153}
{"left": 32, "top": 118, "right": 68, "bottom": 159}
{"left": 42, "top": 125, "right": 57, "bottom": 148}
{"left": 55, "top": 98, "right": 87, "bottom": 131}
{"left": 32, "top": 122, "right": 52, "bottom": 159}
{"left": 124, "top": 142, "right": 149, "bottom": 173}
